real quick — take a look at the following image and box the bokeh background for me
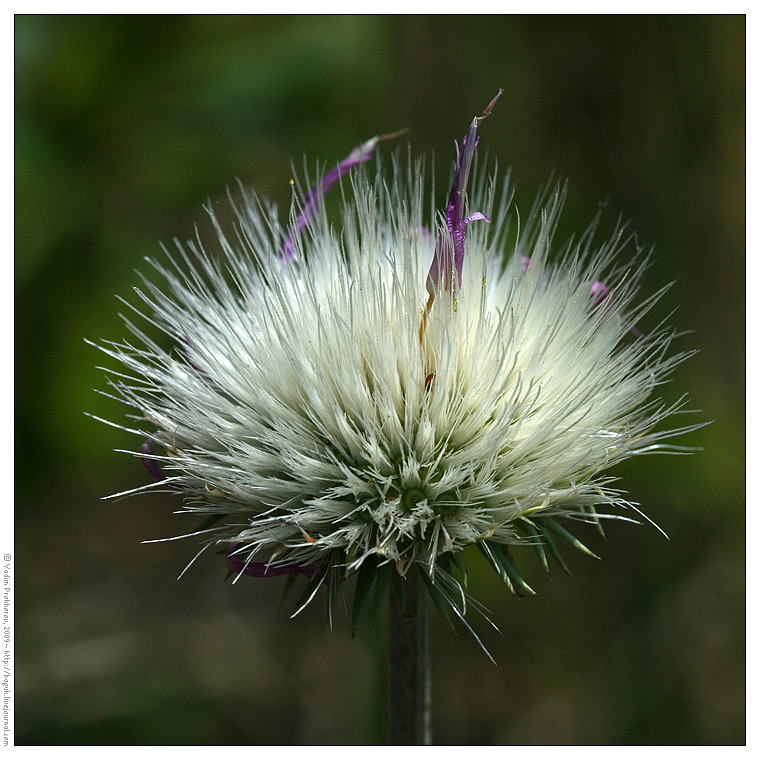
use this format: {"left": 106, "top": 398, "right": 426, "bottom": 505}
{"left": 15, "top": 15, "right": 745, "bottom": 745}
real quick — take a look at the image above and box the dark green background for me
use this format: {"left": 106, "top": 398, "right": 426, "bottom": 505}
{"left": 15, "top": 15, "right": 744, "bottom": 745}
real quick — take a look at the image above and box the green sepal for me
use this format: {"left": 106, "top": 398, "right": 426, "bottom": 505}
{"left": 418, "top": 570, "right": 456, "bottom": 631}
{"left": 277, "top": 572, "right": 300, "bottom": 615}
{"left": 477, "top": 542, "right": 516, "bottom": 595}
{"left": 327, "top": 562, "right": 342, "bottom": 629}
{"left": 520, "top": 519, "right": 549, "bottom": 573}
{"left": 583, "top": 505, "right": 607, "bottom": 539}
{"left": 295, "top": 564, "right": 327, "bottom": 611}
{"left": 437, "top": 551, "right": 469, "bottom": 590}
{"left": 499, "top": 546, "right": 536, "bottom": 597}
{"left": 535, "top": 521, "right": 571, "bottom": 574}
{"left": 436, "top": 552, "right": 453, "bottom": 575}
{"left": 480, "top": 541, "right": 536, "bottom": 597}
{"left": 391, "top": 567, "right": 408, "bottom": 615}
{"left": 372, "top": 561, "right": 392, "bottom": 624}
{"left": 194, "top": 512, "right": 227, "bottom": 533}
{"left": 351, "top": 555, "right": 378, "bottom": 637}
{"left": 451, "top": 550, "right": 469, "bottom": 589}
{"left": 543, "top": 517, "right": 600, "bottom": 560}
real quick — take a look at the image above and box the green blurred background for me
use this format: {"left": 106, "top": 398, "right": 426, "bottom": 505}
{"left": 15, "top": 15, "right": 744, "bottom": 745}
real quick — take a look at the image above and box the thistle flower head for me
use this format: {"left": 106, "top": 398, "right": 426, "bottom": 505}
{"left": 94, "top": 93, "right": 698, "bottom": 633}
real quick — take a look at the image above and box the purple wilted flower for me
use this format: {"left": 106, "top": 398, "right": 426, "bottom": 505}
{"left": 93, "top": 93, "right": 700, "bottom": 631}
{"left": 590, "top": 280, "right": 611, "bottom": 307}
{"left": 225, "top": 542, "right": 319, "bottom": 578}
{"left": 425, "top": 91, "right": 500, "bottom": 298}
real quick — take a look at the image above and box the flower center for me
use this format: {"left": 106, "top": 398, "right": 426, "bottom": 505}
{"left": 401, "top": 487, "right": 427, "bottom": 511}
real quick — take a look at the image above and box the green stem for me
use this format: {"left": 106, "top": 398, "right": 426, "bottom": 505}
{"left": 389, "top": 566, "right": 431, "bottom": 745}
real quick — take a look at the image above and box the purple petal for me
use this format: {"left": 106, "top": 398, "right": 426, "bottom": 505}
{"left": 589, "top": 280, "right": 645, "bottom": 339}
{"left": 426, "top": 89, "right": 503, "bottom": 297}
{"left": 590, "top": 280, "right": 610, "bottom": 307}
{"left": 281, "top": 128, "right": 408, "bottom": 263}
{"left": 410, "top": 225, "right": 435, "bottom": 245}
{"left": 140, "top": 440, "right": 167, "bottom": 482}
{"left": 181, "top": 336, "right": 206, "bottom": 376}
{"left": 181, "top": 336, "right": 237, "bottom": 404}
{"left": 464, "top": 211, "right": 491, "bottom": 227}
{"left": 226, "top": 542, "right": 318, "bottom": 578}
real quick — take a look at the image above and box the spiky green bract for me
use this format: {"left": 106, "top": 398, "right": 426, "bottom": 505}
{"left": 94, "top": 153, "right": 698, "bottom": 634}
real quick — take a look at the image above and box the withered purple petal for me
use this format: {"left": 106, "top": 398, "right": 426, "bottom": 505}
{"left": 226, "top": 542, "right": 318, "bottom": 578}
{"left": 426, "top": 89, "right": 503, "bottom": 296}
{"left": 281, "top": 129, "right": 407, "bottom": 263}
{"left": 590, "top": 280, "right": 645, "bottom": 339}
{"left": 590, "top": 280, "right": 610, "bottom": 307}
{"left": 140, "top": 440, "right": 167, "bottom": 482}
{"left": 464, "top": 211, "right": 491, "bottom": 227}
{"left": 181, "top": 336, "right": 206, "bottom": 375}
{"left": 182, "top": 335, "right": 238, "bottom": 405}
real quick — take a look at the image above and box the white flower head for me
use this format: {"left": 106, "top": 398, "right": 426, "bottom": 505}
{"left": 94, "top": 91, "right": 699, "bottom": 634}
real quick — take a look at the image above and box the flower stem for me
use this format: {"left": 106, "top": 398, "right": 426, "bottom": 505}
{"left": 389, "top": 566, "right": 431, "bottom": 745}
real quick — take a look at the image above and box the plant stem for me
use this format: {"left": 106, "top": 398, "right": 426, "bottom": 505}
{"left": 389, "top": 566, "right": 431, "bottom": 745}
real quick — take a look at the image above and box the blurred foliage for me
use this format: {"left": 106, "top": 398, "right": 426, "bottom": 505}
{"left": 15, "top": 15, "right": 744, "bottom": 745}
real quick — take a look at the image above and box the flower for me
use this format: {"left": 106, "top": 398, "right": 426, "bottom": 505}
{"left": 94, "top": 92, "right": 699, "bottom": 636}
